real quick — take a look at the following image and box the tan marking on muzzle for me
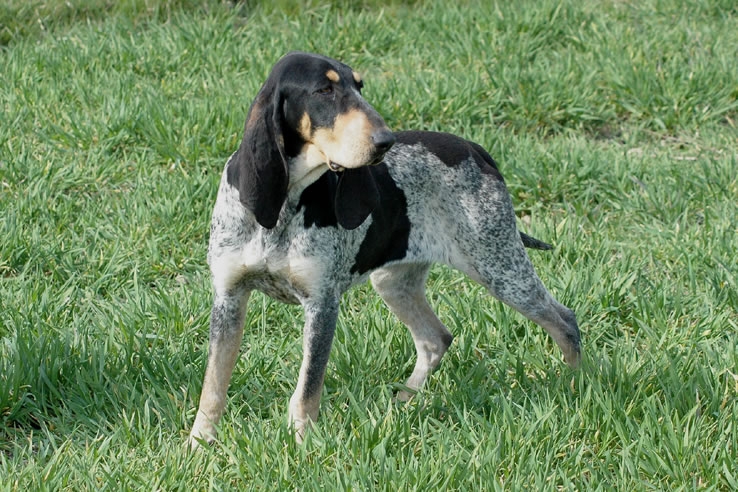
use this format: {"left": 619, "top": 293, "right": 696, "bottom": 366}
{"left": 326, "top": 69, "right": 340, "bottom": 82}
{"left": 312, "top": 109, "right": 379, "bottom": 169}
{"left": 333, "top": 109, "right": 372, "bottom": 139}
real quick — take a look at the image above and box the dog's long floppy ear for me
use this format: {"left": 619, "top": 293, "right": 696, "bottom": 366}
{"left": 334, "top": 167, "right": 380, "bottom": 229}
{"left": 227, "top": 76, "right": 288, "bottom": 229}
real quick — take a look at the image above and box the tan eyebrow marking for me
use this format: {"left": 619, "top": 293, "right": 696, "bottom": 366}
{"left": 352, "top": 71, "right": 362, "bottom": 84}
{"left": 326, "top": 69, "right": 340, "bottom": 82}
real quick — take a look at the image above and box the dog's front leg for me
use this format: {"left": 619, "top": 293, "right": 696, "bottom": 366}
{"left": 189, "top": 288, "right": 250, "bottom": 449}
{"left": 288, "top": 295, "right": 339, "bottom": 443}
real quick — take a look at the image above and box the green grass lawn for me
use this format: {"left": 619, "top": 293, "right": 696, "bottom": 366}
{"left": 1, "top": 0, "right": 737, "bottom": 489}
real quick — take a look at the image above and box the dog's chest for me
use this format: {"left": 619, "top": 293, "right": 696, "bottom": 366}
{"left": 210, "top": 236, "right": 325, "bottom": 304}
{"left": 208, "top": 179, "right": 375, "bottom": 302}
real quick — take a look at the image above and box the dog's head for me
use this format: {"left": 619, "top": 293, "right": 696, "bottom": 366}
{"left": 229, "top": 52, "right": 394, "bottom": 229}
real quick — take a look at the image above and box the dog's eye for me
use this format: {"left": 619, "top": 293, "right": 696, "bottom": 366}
{"left": 315, "top": 86, "right": 333, "bottom": 96}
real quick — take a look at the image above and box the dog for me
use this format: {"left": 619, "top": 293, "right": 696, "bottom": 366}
{"left": 189, "top": 52, "right": 581, "bottom": 448}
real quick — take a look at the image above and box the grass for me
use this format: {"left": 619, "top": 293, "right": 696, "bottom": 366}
{"left": 1, "top": 0, "right": 737, "bottom": 489}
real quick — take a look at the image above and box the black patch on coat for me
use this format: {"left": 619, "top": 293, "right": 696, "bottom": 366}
{"left": 296, "top": 168, "right": 380, "bottom": 230}
{"left": 296, "top": 164, "right": 411, "bottom": 275}
{"left": 395, "top": 130, "right": 504, "bottom": 181}
{"left": 334, "top": 167, "right": 381, "bottom": 230}
{"left": 297, "top": 172, "right": 339, "bottom": 228}
{"left": 350, "top": 164, "right": 410, "bottom": 274}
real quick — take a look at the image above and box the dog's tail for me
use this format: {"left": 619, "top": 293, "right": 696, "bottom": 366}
{"left": 520, "top": 232, "right": 553, "bottom": 250}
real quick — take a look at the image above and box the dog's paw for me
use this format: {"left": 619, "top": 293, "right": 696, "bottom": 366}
{"left": 289, "top": 417, "right": 313, "bottom": 444}
{"left": 188, "top": 420, "right": 217, "bottom": 451}
{"left": 563, "top": 342, "right": 581, "bottom": 369}
{"left": 565, "top": 351, "right": 581, "bottom": 369}
{"left": 395, "top": 389, "right": 416, "bottom": 403}
{"left": 188, "top": 432, "right": 216, "bottom": 451}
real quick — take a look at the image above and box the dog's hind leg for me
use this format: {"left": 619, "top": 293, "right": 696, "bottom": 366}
{"left": 371, "top": 263, "right": 454, "bottom": 401}
{"left": 189, "top": 288, "right": 250, "bottom": 449}
{"left": 463, "top": 241, "right": 581, "bottom": 368}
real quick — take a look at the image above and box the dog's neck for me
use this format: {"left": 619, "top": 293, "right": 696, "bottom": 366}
{"left": 288, "top": 144, "right": 331, "bottom": 195}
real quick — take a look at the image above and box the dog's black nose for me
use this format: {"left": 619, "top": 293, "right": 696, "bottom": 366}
{"left": 372, "top": 130, "right": 395, "bottom": 152}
